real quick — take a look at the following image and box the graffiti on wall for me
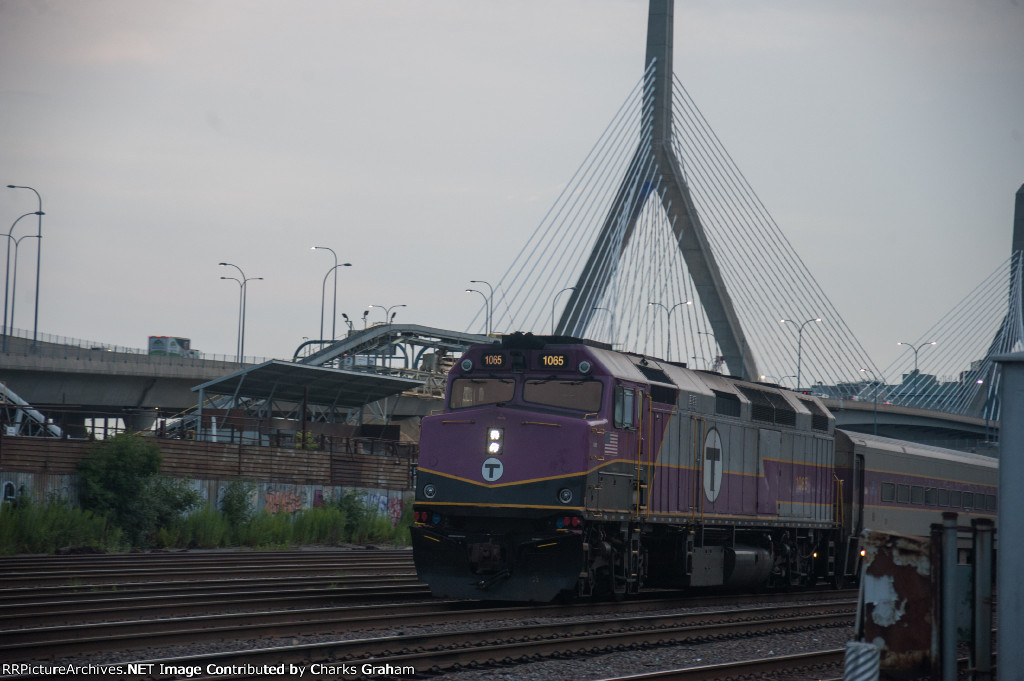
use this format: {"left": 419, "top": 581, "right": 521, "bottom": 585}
{"left": 361, "top": 492, "right": 404, "bottom": 526}
{"left": 264, "top": 486, "right": 305, "bottom": 514}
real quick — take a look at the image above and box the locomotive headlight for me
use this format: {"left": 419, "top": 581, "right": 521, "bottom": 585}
{"left": 558, "top": 488, "right": 573, "bottom": 504}
{"left": 486, "top": 428, "right": 504, "bottom": 455}
{"left": 461, "top": 358, "right": 473, "bottom": 372}
{"left": 578, "top": 360, "right": 592, "bottom": 374}
{"left": 423, "top": 484, "right": 437, "bottom": 499}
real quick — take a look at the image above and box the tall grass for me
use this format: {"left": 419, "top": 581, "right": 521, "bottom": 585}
{"left": 0, "top": 501, "right": 124, "bottom": 555}
{"left": 1, "top": 493, "right": 412, "bottom": 554}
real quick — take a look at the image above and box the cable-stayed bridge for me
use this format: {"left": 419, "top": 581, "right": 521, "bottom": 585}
{"left": 479, "top": 0, "right": 1020, "bottom": 425}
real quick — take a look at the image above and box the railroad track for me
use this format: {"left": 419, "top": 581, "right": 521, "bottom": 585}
{"left": 0, "top": 549, "right": 415, "bottom": 588}
{"left": 3, "top": 600, "right": 856, "bottom": 677}
{"left": 1, "top": 550, "right": 858, "bottom": 680}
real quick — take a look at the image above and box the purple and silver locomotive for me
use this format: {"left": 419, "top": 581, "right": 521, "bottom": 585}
{"left": 410, "top": 333, "right": 997, "bottom": 601}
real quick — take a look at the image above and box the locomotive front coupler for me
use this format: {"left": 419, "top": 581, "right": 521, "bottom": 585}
{"left": 477, "top": 568, "right": 512, "bottom": 591}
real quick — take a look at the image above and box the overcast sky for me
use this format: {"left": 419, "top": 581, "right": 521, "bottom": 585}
{"left": 1, "top": 0, "right": 1021, "bottom": 368}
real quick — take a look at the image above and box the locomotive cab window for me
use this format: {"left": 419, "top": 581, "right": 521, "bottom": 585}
{"left": 523, "top": 379, "right": 603, "bottom": 413}
{"left": 449, "top": 378, "right": 516, "bottom": 409}
{"left": 614, "top": 387, "right": 636, "bottom": 429}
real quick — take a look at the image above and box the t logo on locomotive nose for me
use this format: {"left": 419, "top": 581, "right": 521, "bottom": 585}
{"left": 482, "top": 457, "right": 504, "bottom": 481}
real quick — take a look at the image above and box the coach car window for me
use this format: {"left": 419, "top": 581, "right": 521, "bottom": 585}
{"left": 897, "top": 484, "right": 910, "bottom": 504}
{"left": 925, "top": 487, "right": 936, "bottom": 505}
{"left": 449, "top": 378, "right": 516, "bottom": 409}
{"left": 881, "top": 483, "right": 895, "bottom": 503}
{"left": 938, "top": 488, "right": 950, "bottom": 506}
{"left": 963, "top": 492, "right": 973, "bottom": 509}
{"left": 986, "top": 494, "right": 996, "bottom": 510}
{"left": 524, "top": 379, "right": 603, "bottom": 413}
{"left": 911, "top": 486, "right": 924, "bottom": 504}
{"left": 950, "top": 490, "right": 962, "bottom": 508}
{"left": 615, "top": 387, "right": 636, "bottom": 429}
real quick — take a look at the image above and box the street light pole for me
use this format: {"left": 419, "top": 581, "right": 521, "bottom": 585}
{"left": 470, "top": 280, "right": 493, "bottom": 336}
{"left": 860, "top": 368, "right": 882, "bottom": 435}
{"left": 897, "top": 340, "right": 936, "bottom": 397}
{"left": 219, "top": 263, "right": 261, "bottom": 363}
{"left": 7, "top": 233, "right": 39, "bottom": 343}
{"left": 316, "top": 260, "right": 351, "bottom": 342}
{"left": 369, "top": 304, "right": 406, "bottom": 324}
{"left": 551, "top": 287, "right": 576, "bottom": 335}
{"left": 780, "top": 317, "right": 821, "bottom": 390}
{"left": 466, "top": 289, "right": 489, "bottom": 334}
{"left": 312, "top": 247, "right": 350, "bottom": 341}
{"left": 648, "top": 300, "right": 692, "bottom": 361}
{"left": 312, "top": 246, "right": 336, "bottom": 341}
{"left": 7, "top": 186, "right": 42, "bottom": 347}
{"left": 3, "top": 211, "right": 44, "bottom": 352}
{"left": 220, "top": 276, "right": 244, "bottom": 361}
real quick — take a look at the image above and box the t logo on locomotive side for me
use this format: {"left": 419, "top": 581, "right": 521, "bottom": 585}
{"left": 482, "top": 457, "right": 504, "bottom": 481}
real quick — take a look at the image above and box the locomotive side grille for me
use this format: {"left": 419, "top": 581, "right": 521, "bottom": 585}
{"left": 799, "top": 398, "right": 831, "bottom": 431}
{"left": 738, "top": 386, "right": 796, "bottom": 426}
{"left": 713, "top": 390, "right": 740, "bottom": 417}
{"left": 738, "top": 386, "right": 773, "bottom": 422}
{"left": 764, "top": 391, "right": 796, "bottom": 426}
{"left": 636, "top": 364, "right": 673, "bottom": 384}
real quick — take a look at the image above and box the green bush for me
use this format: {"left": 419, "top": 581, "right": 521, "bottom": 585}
{"left": 220, "top": 480, "right": 255, "bottom": 528}
{"left": 77, "top": 433, "right": 201, "bottom": 547}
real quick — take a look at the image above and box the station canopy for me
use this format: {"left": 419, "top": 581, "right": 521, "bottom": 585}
{"left": 191, "top": 359, "right": 423, "bottom": 409}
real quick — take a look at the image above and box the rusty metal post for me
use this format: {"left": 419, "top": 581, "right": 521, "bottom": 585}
{"left": 972, "top": 518, "right": 994, "bottom": 681}
{"left": 941, "top": 512, "right": 958, "bottom": 681}
{"left": 995, "top": 351, "right": 1024, "bottom": 681}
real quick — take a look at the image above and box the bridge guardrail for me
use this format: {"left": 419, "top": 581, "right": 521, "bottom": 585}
{"left": 0, "top": 328, "right": 270, "bottom": 365}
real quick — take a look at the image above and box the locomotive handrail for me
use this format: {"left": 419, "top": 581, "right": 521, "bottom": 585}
{"left": 833, "top": 474, "right": 845, "bottom": 527}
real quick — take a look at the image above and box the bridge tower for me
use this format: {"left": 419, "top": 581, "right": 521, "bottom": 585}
{"left": 554, "top": 0, "right": 757, "bottom": 380}
{"left": 977, "top": 182, "right": 1024, "bottom": 420}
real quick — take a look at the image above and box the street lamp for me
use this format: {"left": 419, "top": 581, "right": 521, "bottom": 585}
{"left": 5, "top": 233, "right": 40, "bottom": 344}
{"left": 221, "top": 276, "right": 243, "bottom": 360}
{"left": 7, "top": 186, "right": 42, "bottom": 347}
{"left": 780, "top": 317, "right": 821, "bottom": 390}
{"left": 3, "top": 211, "right": 44, "bottom": 352}
{"left": 859, "top": 368, "right": 882, "bottom": 435}
{"left": 312, "top": 247, "right": 350, "bottom": 341}
{"left": 897, "top": 340, "right": 936, "bottom": 397}
{"left": 470, "top": 280, "right": 493, "bottom": 336}
{"left": 465, "top": 289, "right": 489, "bottom": 335}
{"left": 219, "top": 263, "right": 261, "bottom": 362}
{"left": 647, "top": 300, "right": 692, "bottom": 361}
{"left": 551, "top": 287, "right": 575, "bottom": 335}
{"left": 369, "top": 304, "right": 406, "bottom": 324}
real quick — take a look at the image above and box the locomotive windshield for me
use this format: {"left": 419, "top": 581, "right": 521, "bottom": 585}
{"left": 523, "top": 378, "right": 603, "bottom": 413}
{"left": 449, "top": 378, "right": 515, "bottom": 409}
